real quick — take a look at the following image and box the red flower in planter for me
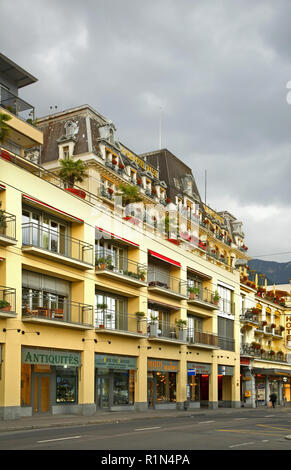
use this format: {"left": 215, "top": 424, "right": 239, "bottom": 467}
{"left": 112, "top": 159, "right": 117, "bottom": 165}
{"left": 137, "top": 178, "right": 142, "bottom": 185}
{"left": 119, "top": 163, "right": 125, "bottom": 169}
{"left": 166, "top": 197, "right": 171, "bottom": 203}
{"left": 108, "top": 188, "right": 114, "bottom": 194}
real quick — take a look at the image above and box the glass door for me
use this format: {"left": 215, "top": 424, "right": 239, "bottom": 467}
{"left": 96, "top": 370, "right": 110, "bottom": 408}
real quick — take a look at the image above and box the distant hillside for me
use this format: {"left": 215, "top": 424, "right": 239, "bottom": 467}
{"left": 248, "top": 259, "right": 291, "bottom": 285}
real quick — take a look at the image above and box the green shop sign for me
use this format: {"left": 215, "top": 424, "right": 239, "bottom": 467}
{"left": 22, "top": 348, "right": 81, "bottom": 367}
{"left": 95, "top": 354, "right": 137, "bottom": 370}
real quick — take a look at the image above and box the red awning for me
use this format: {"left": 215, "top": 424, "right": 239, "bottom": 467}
{"left": 22, "top": 195, "right": 84, "bottom": 224}
{"left": 96, "top": 227, "right": 139, "bottom": 248}
{"left": 148, "top": 250, "right": 181, "bottom": 268}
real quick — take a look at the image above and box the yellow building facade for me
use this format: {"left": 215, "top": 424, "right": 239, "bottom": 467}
{"left": 0, "top": 54, "right": 257, "bottom": 419}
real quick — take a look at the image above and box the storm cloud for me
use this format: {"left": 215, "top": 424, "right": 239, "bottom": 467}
{"left": 1, "top": 0, "right": 291, "bottom": 261}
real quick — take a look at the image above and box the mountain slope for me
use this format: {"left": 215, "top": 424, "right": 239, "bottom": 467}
{"left": 248, "top": 259, "right": 291, "bottom": 285}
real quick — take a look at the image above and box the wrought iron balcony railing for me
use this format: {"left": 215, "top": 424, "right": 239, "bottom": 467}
{"left": 22, "top": 222, "right": 94, "bottom": 266}
{"left": 95, "top": 308, "right": 147, "bottom": 335}
{"left": 187, "top": 328, "right": 219, "bottom": 347}
{"left": 0, "top": 210, "right": 16, "bottom": 241}
{"left": 148, "top": 270, "right": 187, "bottom": 297}
{"left": 218, "top": 336, "right": 235, "bottom": 351}
{"left": 0, "top": 285, "right": 16, "bottom": 314}
{"left": 22, "top": 293, "right": 94, "bottom": 327}
{"left": 95, "top": 249, "right": 147, "bottom": 282}
{"left": 147, "top": 319, "right": 186, "bottom": 341}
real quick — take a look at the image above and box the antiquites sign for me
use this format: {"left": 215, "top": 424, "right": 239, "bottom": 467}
{"left": 21, "top": 347, "right": 81, "bottom": 366}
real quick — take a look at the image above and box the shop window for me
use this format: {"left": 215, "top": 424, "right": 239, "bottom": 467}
{"left": 56, "top": 368, "right": 77, "bottom": 403}
{"left": 156, "top": 372, "right": 176, "bottom": 403}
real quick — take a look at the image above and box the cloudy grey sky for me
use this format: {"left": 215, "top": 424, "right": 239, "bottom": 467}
{"left": 1, "top": 0, "right": 291, "bottom": 262}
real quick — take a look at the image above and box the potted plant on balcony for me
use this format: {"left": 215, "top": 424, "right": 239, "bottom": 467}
{"left": 0, "top": 299, "right": 11, "bottom": 311}
{"left": 138, "top": 270, "right": 146, "bottom": 282}
{"left": 0, "top": 202, "right": 7, "bottom": 235}
{"left": 96, "top": 303, "right": 108, "bottom": 328}
{"left": 0, "top": 112, "right": 12, "bottom": 146}
{"left": 175, "top": 319, "right": 187, "bottom": 341}
{"left": 96, "top": 256, "right": 112, "bottom": 270}
{"left": 271, "top": 323, "right": 276, "bottom": 329}
{"left": 188, "top": 287, "right": 200, "bottom": 300}
{"left": 213, "top": 290, "right": 220, "bottom": 305}
{"left": 59, "top": 157, "right": 88, "bottom": 199}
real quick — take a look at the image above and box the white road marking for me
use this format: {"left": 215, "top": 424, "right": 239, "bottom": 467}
{"left": 135, "top": 426, "right": 161, "bottom": 431}
{"left": 234, "top": 418, "right": 247, "bottom": 420}
{"left": 229, "top": 441, "right": 254, "bottom": 448}
{"left": 37, "top": 436, "right": 81, "bottom": 443}
{"left": 198, "top": 421, "right": 215, "bottom": 424}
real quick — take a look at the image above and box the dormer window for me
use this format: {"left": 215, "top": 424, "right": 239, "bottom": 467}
{"left": 63, "top": 145, "right": 70, "bottom": 159}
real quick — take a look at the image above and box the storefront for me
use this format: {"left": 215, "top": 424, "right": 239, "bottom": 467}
{"left": 253, "top": 368, "right": 291, "bottom": 407}
{"left": 21, "top": 347, "right": 80, "bottom": 416}
{"left": 95, "top": 354, "right": 136, "bottom": 411}
{"left": 147, "top": 358, "right": 178, "bottom": 409}
{"left": 187, "top": 362, "right": 211, "bottom": 408}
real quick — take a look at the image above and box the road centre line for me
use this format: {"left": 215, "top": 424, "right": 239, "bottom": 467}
{"left": 135, "top": 426, "right": 161, "bottom": 431}
{"left": 198, "top": 421, "right": 215, "bottom": 424}
{"left": 229, "top": 442, "right": 254, "bottom": 448}
{"left": 37, "top": 436, "right": 81, "bottom": 443}
{"left": 257, "top": 424, "right": 291, "bottom": 431}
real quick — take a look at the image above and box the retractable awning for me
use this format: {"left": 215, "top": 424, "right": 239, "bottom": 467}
{"left": 95, "top": 227, "right": 139, "bottom": 248}
{"left": 22, "top": 195, "right": 84, "bottom": 224}
{"left": 148, "top": 250, "right": 181, "bottom": 268}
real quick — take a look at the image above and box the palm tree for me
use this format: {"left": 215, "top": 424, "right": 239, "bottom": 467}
{"left": 116, "top": 183, "right": 143, "bottom": 206}
{"left": 58, "top": 157, "right": 88, "bottom": 188}
{"left": 0, "top": 112, "right": 12, "bottom": 143}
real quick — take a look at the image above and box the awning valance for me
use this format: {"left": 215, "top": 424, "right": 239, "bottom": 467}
{"left": 148, "top": 250, "right": 181, "bottom": 268}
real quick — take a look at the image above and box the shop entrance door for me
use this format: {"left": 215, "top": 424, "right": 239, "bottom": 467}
{"left": 96, "top": 370, "right": 110, "bottom": 408}
{"left": 34, "top": 375, "right": 50, "bottom": 414}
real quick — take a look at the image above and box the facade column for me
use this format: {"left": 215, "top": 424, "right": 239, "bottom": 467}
{"left": 209, "top": 358, "right": 218, "bottom": 409}
{"left": 79, "top": 341, "right": 96, "bottom": 416}
{"left": 231, "top": 362, "right": 241, "bottom": 408}
{"left": 176, "top": 346, "right": 187, "bottom": 410}
{"left": 0, "top": 340, "right": 21, "bottom": 419}
{"left": 135, "top": 339, "right": 148, "bottom": 411}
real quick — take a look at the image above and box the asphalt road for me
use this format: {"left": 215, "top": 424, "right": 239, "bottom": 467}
{"left": 1, "top": 409, "right": 291, "bottom": 453}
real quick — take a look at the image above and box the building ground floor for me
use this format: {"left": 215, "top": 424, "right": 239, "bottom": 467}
{"left": 240, "top": 358, "right": 291, "bottom": 408}
{"left": 0, "top": 335, "right": 241, "bottom": 419}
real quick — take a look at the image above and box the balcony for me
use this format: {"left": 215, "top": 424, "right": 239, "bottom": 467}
{"left": 95, "top": 309, "right": 147, "bottom": 338}
{"left": 240, "top": 308, "right": 260, "bottom": 326}
{"left": 241, "top": 343, "right": 287, "bottom": 363}
{"left": 187, "top": 287, "right": 219, "bottom": 310}
{"left": 0, "top": 210, "right": 17, "bottom": 246}
{"left": 147, "top": 319, "right": 187, "bottom": 343}
{"left": 0, "top": 86, "right": 43, "bottom": 146}
{"left": 148, "top": 271, "right": 187, "bottom": 300}
{"left": 22, "top": 295, "right": 94, "bottom": 329}
{"left": 218, "top": 336, "right": 235, "bottom": 351}
{"left": 22, "top": 222, "right": 94, "bottom": 270}
{"left": 95, "top": 250, "right": 147, "bottom": 287}
{"left": 187, "top": 328, "right": 219, "bottom": 349}
{"left": 0, "top": 286, "right": 16, "bottom": 318}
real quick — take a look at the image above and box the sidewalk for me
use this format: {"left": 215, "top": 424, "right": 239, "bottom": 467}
{"left": 0, "top": 405, "right": 289, "bottom": 433}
